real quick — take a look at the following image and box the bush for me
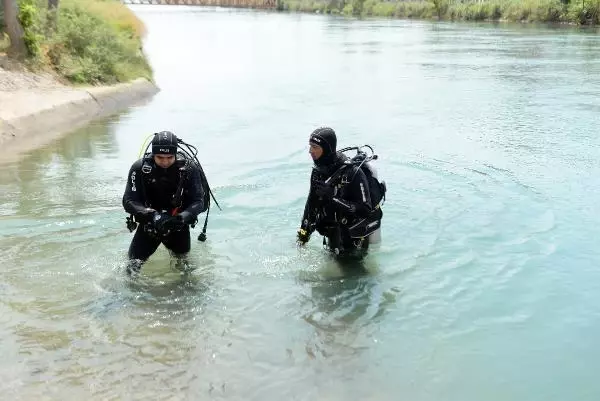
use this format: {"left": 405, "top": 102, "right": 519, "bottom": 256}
{"left": 14, "top": 0, "right": 152, "bottom": 84}
{"left": 567, "top": 0, "right": 600, "bottom": 24}
{"left": 244, "top": 0, "right": 600, "bottom": 24}
{"left": 18, "top": 0, "right": 44, "bottom": 57}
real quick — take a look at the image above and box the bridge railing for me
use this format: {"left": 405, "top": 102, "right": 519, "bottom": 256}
{"left": 121, "top": 0, "right": 278, "bottom": 8}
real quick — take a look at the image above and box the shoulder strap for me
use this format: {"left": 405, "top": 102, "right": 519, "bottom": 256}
{"left": 324, "top": 162, "right": 353, "bottom": 186}
{"left": 170, "top": 160, "right": 191, "bottom": 213}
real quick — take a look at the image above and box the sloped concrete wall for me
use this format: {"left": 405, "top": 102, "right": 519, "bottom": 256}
{"left": 0, "top": 78, "right": 159, "bottom": 163}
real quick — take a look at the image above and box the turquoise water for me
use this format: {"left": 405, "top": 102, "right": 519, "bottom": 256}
{"left": 1, "top": 7, "right": 600, "bottom": 400}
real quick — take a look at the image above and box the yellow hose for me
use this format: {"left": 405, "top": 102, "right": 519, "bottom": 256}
{"left": 137, "top": 134, "right": 154, "bottom": 158}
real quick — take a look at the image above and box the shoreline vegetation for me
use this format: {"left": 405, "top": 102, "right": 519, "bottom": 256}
{"left": 1, "top": 0, "right": 153, "bottom": 86}
{"left": 278, "top": 0, "right": 600, "bottom": 26}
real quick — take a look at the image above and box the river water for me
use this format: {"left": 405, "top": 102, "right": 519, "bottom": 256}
{"left": 1, "top": 6, "right": 600, "bottom": 401}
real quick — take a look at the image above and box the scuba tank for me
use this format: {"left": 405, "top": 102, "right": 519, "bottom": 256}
{"left": 336, "top": 144, "right": 386, "bottom": 245}
{"left": 363, "top": 161, "right": 382, "bottom": 245}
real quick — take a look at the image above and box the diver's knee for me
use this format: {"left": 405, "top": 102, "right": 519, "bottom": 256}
{"left": 168, "top": 249, "right": 188, "bottom": 259}
{"left": 125, "top": 259, "right": 143, "bottom": 277}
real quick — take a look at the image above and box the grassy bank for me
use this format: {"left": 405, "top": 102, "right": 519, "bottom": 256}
{"left": 279, "top": 0, "right": 600, "bottom": 25}
{"left": 2, "top": 0, "right": 152, "bottom": 85}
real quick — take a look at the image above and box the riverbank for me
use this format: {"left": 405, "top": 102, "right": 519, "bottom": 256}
{"left": 278, "top": 0, "right": 600, "bottom": 26}
{"left": 0, "top": 60, "right": 159, "bottom": 164}
{"left": 0, "top": 0, "right": 158, "bottom": 163}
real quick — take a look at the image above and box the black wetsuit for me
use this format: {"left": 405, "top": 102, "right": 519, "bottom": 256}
{"left": 301, "top": 153, "right": 373, "bottom": 257}
{"left": 122, "top": 156, "right": 205, "bottom": 266}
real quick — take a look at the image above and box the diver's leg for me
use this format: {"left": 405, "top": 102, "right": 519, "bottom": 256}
{"left": 324, "top": 226, "right": 343, "bottom": 255}
{"left": 126, "top": 226, "right": 161, "bottom": 276}
{"left": 339, "top": 229, "right": 369, "bottom": 261}
{"left": 163, "top": 227, "right": 191, "bottom": 255}
{"left": 163, "top": 227, "right": 192, "bottom": 271}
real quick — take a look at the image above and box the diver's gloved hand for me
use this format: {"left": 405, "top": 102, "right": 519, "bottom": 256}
{"left": 152, "top": 212, "right": 178, "bottom": 236}
{"left": 297, "top": 228, "right": 310, "bottom": 246}
{"left": 142, "top": 211, "right": 163, "bottom": 238}
{"left": 137, "top": 207, "right": 157, "bottom": 223}
{"left": 175, "top": 211, "right": 194, "bottom": 225}
{"left": 151, "top": 211, "right": 166, "bottom": 228}
{"left": 313, "top": 181, "right": 334, "bottom": 200}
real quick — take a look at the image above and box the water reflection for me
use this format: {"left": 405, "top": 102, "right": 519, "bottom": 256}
{"left": 299, "top": 255, "right": 394, "bottom": 359}
{"left": 0, "top": 114, "right": 122, "bottom": 218}
{"left": 12, "top": 113, "right": 119, "bottom": 172}
{"left": 304, "top": 259, "right": 387, "bottom": 326}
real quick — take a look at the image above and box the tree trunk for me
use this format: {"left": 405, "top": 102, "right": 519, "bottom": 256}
{"left": 1, "top": 1, "right": 5, "bottom": 32}
{"left": 2, "top": 0, "right": 26, "bottom": 55}
{"left": 47, "top": 0, "right": 58, "bottom": 33}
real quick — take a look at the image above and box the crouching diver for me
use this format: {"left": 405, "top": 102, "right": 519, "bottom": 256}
{"left": 122, "top": 131, "right": 220, "bottom": 276}
{"left": 296, "top": 127, "right": 386, "bottom": 260}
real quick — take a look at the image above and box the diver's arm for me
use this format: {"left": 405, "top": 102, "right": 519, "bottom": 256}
{"left": 300, "top": 172, "right": 319, "bottom": 233}
{"left": 298, "top": 172, "right": 319, "bottom": 244}
{"left": 178, "top": 165, "right": 205, "bottom": 224}
{"left": 123, "top": 159, "right": 155, "bottom": 222}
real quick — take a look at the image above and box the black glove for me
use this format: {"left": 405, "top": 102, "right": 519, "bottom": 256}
{"left": 151, "top": 212, "right": 181, "bottom": 236}
{"left": 142, "top": 211, "right": 163, "bottom": 237}
{"left": 150, "top": 212, "right": 167, "bottom": 232}
{"left": 175, "top": 211, "right": 194, "bottom": 225}
{"left": 313, "top": 181, "right": 334, "bottom": 200}
{"left": 136, "top": 207, "right": 157, "bottom": 224}
{"left": 297, "top": 228, "right": 310, "bottom": 245}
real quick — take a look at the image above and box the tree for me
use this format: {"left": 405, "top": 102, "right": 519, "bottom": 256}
{"left": 1, "top": 2, "right": 5, "bottom": 31}
{"left": 2, "top": 0, "right": 26, "bottom": 55}
{"left": 47, "top": 0, "right": 58, "bottom": 32}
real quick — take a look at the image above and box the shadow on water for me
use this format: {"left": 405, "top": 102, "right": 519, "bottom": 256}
{"left": 296, "top": 252, "right": 396, "bottom": 358}
{"left": 305, "top": 257, "right": 389, "bottom": 323}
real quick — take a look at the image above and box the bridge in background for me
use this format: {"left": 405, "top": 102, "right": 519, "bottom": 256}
{"left": 122, "top": 0, "right": 278, "bottom": 8}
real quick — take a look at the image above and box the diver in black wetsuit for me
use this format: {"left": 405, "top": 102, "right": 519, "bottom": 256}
{"left": 122, "top": 131, "right": 218, "bottom": 275}
{"left": 296, "top": 127, "right": 384, "bottom": 259}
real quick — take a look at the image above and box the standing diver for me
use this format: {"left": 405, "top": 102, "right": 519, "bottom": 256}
{"left": 296, "top": 127, "right": 386, "bottom": 259}
{"left": 122, "top": 131, "right": 219, "bottom": 275}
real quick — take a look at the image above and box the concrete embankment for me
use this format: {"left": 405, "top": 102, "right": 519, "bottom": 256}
{"left": 0, "top": 74, "right": 159, "bottom": 164}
